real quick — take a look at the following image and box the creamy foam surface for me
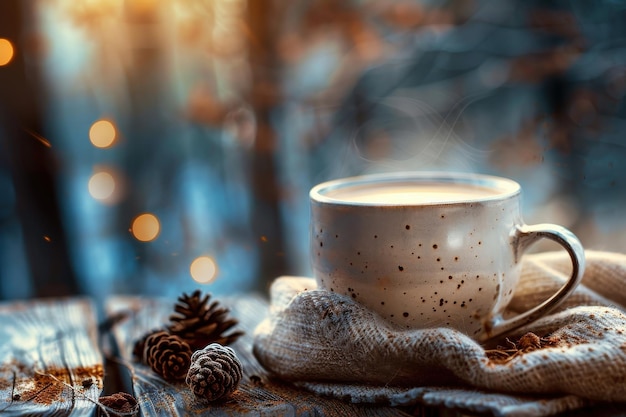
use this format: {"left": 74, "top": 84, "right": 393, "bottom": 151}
{"left": 325, "top": 183, "right": 502, "bottom": 204}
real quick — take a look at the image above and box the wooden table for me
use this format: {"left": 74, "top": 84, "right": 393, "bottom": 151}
{"left": 1, "top": 294, "right": 624, "bottom": 416}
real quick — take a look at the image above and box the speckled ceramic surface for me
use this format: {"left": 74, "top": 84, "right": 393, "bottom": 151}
{"left": 309, "top": 172, "right": 584, "bottom": 341}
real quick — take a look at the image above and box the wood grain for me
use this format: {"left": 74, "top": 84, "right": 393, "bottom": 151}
{"left": 0, "top": 297, "right": 103, "bottom": 416}
{"left": 106, "top": 294, "right": 414, "bottom": 416}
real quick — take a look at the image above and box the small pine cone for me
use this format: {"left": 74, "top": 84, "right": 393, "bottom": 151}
{"left": 167, "top": 290, "right": 244, "bottom": 351}
{"left": 185, "top": 343, "right": 243, "bottom": 401}
{"left": 144, "top": 331, "right": 192, "bottom": 381}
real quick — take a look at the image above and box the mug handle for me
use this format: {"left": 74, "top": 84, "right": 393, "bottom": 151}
{"left": 483, "top": 223, "right": 585, "bottom": 341}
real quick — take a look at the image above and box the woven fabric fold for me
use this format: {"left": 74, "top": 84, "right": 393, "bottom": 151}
{"left": 253, "top": 251, "right": 626, "bottom": 417}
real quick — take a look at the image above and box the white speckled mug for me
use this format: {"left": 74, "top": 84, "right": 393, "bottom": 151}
{"left": 310, "top": 171, "right": 585, "bottom": 341}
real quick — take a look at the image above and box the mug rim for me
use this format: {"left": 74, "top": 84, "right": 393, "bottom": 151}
{"left": 310, "top": 171, "right": 521, "bottom": 206}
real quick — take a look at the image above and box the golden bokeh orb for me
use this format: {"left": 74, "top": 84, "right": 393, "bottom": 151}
{"left": 0, "top": 38, "right": 14, "bottom": 66}
{"left": 190, "top": 256, "right": 218, "bottom": 284}
{"left": 89, "top": 119, "right": 117, "bottom": 148}
{"left": 131, "top": 213, "right": 160, "bottom": 242}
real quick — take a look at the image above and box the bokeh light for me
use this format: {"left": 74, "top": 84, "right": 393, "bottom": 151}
{"left": 0, "top": 38, "right": 14, "bottom": 66}
{"left": 88, "top": 171, "right": 115, "bottom": 200}
{"left": 89, "top": 119, "right": 117, "bottom": 148}
{"left": 131, "top": 213, "right": 160, "bottom": 242}
{"left": 127, "top": 0, "right": 159, "bottom": 16}
{"left": 190, "top": 256, "right": 218, "bottom": 284}
{"left": 88, "top": 168, "right": 124, "bottom": 204}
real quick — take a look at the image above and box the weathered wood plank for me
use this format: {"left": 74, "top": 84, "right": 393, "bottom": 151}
{"left": 0, "top": 297, "right": 104, "bottom": 416}
{"left": 106, "top": 294, "right": 414, "bottom": 416}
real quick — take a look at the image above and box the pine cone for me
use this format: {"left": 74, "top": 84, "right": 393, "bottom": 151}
{"left": 186, "top": 343, "right": 243, "bottom": 401}
{"left": 167, "top": 290, "right": 244, "bottom": 350}
{"left": 144, "top": 331, "right": 192, "bottom": 381}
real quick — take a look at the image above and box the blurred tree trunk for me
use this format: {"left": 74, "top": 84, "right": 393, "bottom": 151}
{"left": 117, "top": 0, "right": 174, "bottom": 293}
{"left": 246, "top": 0, "right": 288, "bottom": 292}
{"left": 0, "top": 0, "right": 79, "bottom": 297}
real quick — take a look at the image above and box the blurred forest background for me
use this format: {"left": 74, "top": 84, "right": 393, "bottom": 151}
{"left": 1, "top": 0, "right": 625, "bottom": 301}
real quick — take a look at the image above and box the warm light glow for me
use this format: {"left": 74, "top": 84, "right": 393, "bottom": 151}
{"left": 89, "top": 119, "right": 117, "bottom": 148}
{"left": 131, "top": 213, "right": 160, "bottom": 242}
{"left": 88, "top": 167, "right": 124, "bottom": 204}
{"left": 0, "top": 38, "right": 14, "bottom": 66}
{"left": 88, "top": 171, "right": 116, "bottom": 200}
{"left": 128, "top": 0, "right": 158, "bottom": 14}
{"left": 190, "top": 256, "right": 218, "bottom": 284}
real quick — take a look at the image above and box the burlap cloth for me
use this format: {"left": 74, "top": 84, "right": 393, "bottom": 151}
{"left": 252, "top": 250, "right": 626, "bottom": 417}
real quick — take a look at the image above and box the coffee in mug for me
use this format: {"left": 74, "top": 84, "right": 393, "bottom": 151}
{"left": 309, "top": 171, "right": 584, "bottom": 341}
{"left": 324, "top": 183, "right": 501, "bottom": 204}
